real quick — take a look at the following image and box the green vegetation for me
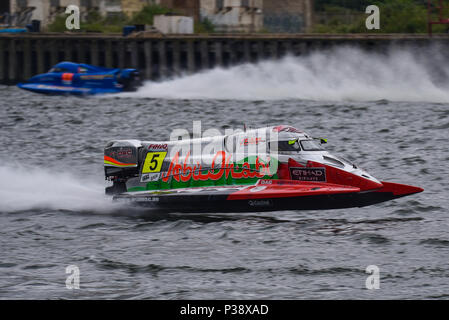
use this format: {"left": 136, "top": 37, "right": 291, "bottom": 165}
{"left": 47, "top": 0, "right": 449, "bottom": 34}
{"left": 128, "top": 5, "right": 171, "bottom": 25}
{"left": 48, "top": 5, "right": 172, "bottom": 33}
{"left": 313, "top": 0, "right": 449, "bottom": 33}
{"left": 48, "top": 4, "right": 216, "bottom": 34}
{"left": 195, "top": 17, "right": 215, "bottom": 33}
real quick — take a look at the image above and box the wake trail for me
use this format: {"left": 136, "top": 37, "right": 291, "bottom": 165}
{"left": 118, "top": 46, "right": 449, "bottom": 103}
{"left": 0, "top": 164, "right": 119, "bottom": 213}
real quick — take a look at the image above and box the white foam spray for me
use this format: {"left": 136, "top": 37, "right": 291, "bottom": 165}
{"left": 119, "top": 47, "right": 449, "bottom": 102}
{"left": 0, "top": 164, "right": 117, "bottom": 213}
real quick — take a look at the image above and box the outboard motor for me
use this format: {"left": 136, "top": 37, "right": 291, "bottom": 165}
{"left": 117, "top": 69, "right": 141, "bottom": 92}
{"left": 104, "top": 140, "right": 142, "bottom": 195}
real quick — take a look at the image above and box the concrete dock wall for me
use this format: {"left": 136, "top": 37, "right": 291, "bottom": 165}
{"left": 0, "top": 34, "right": 448, "bottom": 84}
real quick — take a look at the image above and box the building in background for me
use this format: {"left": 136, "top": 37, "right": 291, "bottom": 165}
{"left": 159, "top": 0, "right": 200, "bottom": 22}
{"left": 263, "top": 0, "right": 313, "bottom": 33}
{"left": 8, "top": 0, "right": 199, "bottom": 28}
{"left": 9, "top": 0, "right": 99, "bottom": 27}
{"left": 8, "top": 0, "right": 154, "bottom": 27}
{"left": 110, "top": 0, "right": 200, "bottom": 21}
{"left": 154, "top": 14, "right": 194, "bottom": 33}
{"left": 119, "top": 0, "right": 146, "bottom": 17}
{"left": 10, "top": 0, "right": 58, "bottom": 27}
{"left": 102, "top": 0, "right": 154, "bottom": 18}
{"left": 8, "top": 0, "right": 314, "bottom": 32}
{"left": 0, "top": 1, "right": 11, "bottom": 14}
{"left": 199, "top": 0, "right": 313, "bottom": 33}
{"left": 200, "top": 0, "right": 263, "bottom": 33}
{"left": 98, "top": 0, "right": 121, "bottom": 18}
{"left": 0, "top": 1, "right": 12, "bottom": 26}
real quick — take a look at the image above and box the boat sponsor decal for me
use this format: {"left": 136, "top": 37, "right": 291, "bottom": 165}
{"left": 141, "top": 172, "right": 161, "bottom": 183}
{"left": 116, "top": 195, "right": 160, "bottom": 203}
{"left": 105, "top": 146, "right": 137, "bottom": 166}
{"left": 262, "top": 179, "right": 305, "bottom": 186}
{"left": 107, "top": 148, "right": 134, "bottom": 159}
{"left": 142, "top": 152, "right": 167, "bottom": 173}
{"left": 161, "top": 151, "right": 272, "bottom": 183}
{"left": 240, "top": 137, "right": 264, "bottom": 146}
{"left": 173, "top": 186, "right": 245, "bottom": 194}
{"left": 148, "top": 143, "right": 168, "bottom": 151}
{"left": 290, "top": 167, "right": 326, "bottom": 182}
{"left": 272, "top": 125, "right": 303, "bottom": 134}
{"left": 131, "top": 196, "right": 160, "bottom": 203}
{"left": 248, "top": 199, "right": 273, "bottom": 207}
{"left": 103, "top": 155, "right": 137, "bottom": 167}
{"left": 62, "top": 73, "right": 74, "bottom": 84}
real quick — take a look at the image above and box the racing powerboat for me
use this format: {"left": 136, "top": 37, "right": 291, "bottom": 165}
{"left": 17, "top": 62, "right": 141, "bottom": 95}
{"left": 104, "top": 125, "right": 423, "bottom": 212}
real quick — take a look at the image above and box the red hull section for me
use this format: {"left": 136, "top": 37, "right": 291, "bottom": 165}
{"left": 113, "top": 179, "right": 423, "bottom": 213}
{"left": 286, "top": 158, "right": 384, "bottom": 191}
{"left": 376, "top": 181, "right": 424, "bottom": 196}
{"left": 227, "top": 180, "right": 360, "bottom": 200}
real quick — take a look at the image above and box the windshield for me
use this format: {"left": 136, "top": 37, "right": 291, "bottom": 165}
{"left": 300, "top": 140, "right": 324, "bottom": 151}
{"left": 49, "top": 67, "right": 70, "bottom": 73}
{"left": 270, "top": 140, "right": 301, "bottom": 152}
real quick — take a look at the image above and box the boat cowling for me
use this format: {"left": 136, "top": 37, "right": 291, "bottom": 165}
{"left": 104, "top": 140, "right": 142, "bottom": 195}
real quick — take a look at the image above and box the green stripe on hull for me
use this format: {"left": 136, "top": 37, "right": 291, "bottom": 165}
{"left": 127, "top": 157, "right": 279, "bottom": 192}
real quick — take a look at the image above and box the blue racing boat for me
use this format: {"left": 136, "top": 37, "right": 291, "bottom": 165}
{"left": 17, "top": 62, "right": 141, "bottom": 95}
